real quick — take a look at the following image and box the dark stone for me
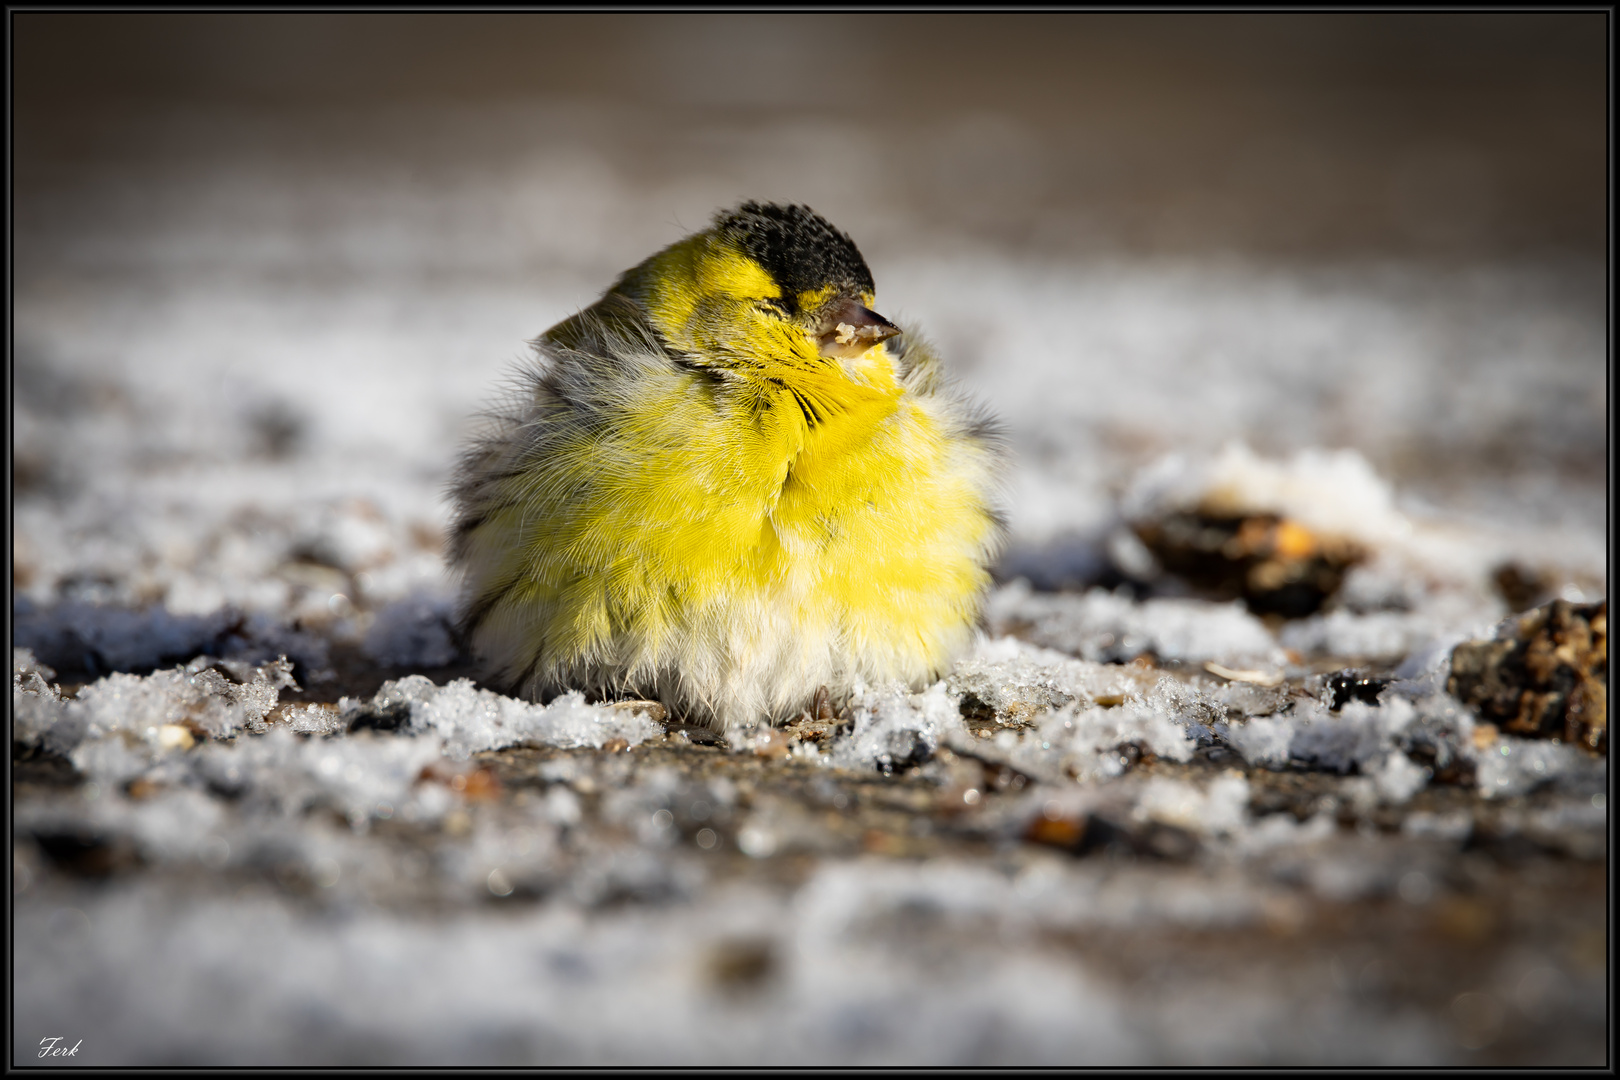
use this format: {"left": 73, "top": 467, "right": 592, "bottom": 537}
{"left": 1326, "top": 670, "right": 1392, "bottom": 711}
{"left": 1132, "top": 510, "right": 1363, "bottom": 618}
{"left": 247, "top": 400, "right": 307, "bottom": 460}
{"left": 1025, "top": 812, "right": 1198, "bottom": 861}
{"left": 347, "top": 701, "right": 414, "bottom": 734}
{"left": 877, "top": 729, "right": 933, "bottom": 775}
{"left": 706, "top": 937, "right": 776, "bottom": 991}
{"left": 32, "top": 830, "right": 142, "bottom": 878}
{"left": 1138, "top": 821, "right": 1201, "bottom": 861}
{"left": 957, "top": 692, "right": 996, "bottom": 728}
{"left": 1404, "top": 739, "right": 1477, "bottom": 788}
{"left": 1493, "top": 561, "right": 1555, "bottom": 612}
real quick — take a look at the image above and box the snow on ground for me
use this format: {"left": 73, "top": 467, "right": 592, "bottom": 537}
{"left": 12, "top": 100, "right": 1607, "bottom": 1066}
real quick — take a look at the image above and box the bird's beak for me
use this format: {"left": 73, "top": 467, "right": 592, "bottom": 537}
{"left": 817, "top": 298, "right": 901, "bottom": 360}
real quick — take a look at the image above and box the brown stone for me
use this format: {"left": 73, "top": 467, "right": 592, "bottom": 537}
{"left": 751, "top": 729, "right": 794, "bottom": 760}
{"left": 706, "top": 937, "right": 775, "bottom": 991}
{"left": 460, "top": 766, "right": 503, "bottom": 800}
{"left": 1448, "top": 599, "right": 1606, "bottom": 754}
{"left": 1133, "top": 509, "right": 1364, "bottom": 618}
{"left": 126, "top": 778, "right": 163, "bottom": 800}
{"left": 1493, "top": 561, "right": 1555, "bottom": 612}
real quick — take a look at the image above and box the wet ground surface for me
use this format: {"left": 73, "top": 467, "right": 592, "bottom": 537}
{"left": 14, "top": 635, "right": 1608, "bottom": 1066}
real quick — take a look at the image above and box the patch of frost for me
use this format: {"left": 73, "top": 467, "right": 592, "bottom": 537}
{"left": 349, "top": 676, "right": 661, "bottom": 760}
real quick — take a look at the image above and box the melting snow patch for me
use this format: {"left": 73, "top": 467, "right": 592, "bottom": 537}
{"left": 1286, "top": 697, "right": 1418, "bottom": 774}
{"left": 18, "top": 654, "right": 296, "bottom": 758}
{"left": 13, "top": 647, "right": 63, "bottom": 747}
{"left": 1280, "top": 610, "right": 1438, "bottom": 664}
{"left": 835, "top": 638, "right": 1227, "bottom": 782}
{"left": 1134, "top": 771, "right": 1251, "bottom": 836}
{"left": 210, "top": 728, "right": 449, "bottom": 824}
{"left": 346, "top": 676, "right": 662, "bottom": 760}
{"left": 823, "top": 681, "right": 963, "bottom": 774}
{"left": 1474, "top": 737, "right": 1604, "bottom": 800}
{"left": 1221, "top": 695, "right": 1439, "bottom": 805}
{"left": 989, "top": 581, "right": 1283, "bottom": 665}
{"left": 1123, "top": 442, "right": 1412, "bottom": 548}
{"left": 1225, "top": 695, "right": 1423, "bottom": 777}
{"left": 1034, "top": 682, "right": 1206, "bottom": 783}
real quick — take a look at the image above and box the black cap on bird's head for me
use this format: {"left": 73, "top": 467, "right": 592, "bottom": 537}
{"left": 714, "top": 202, "right": 898, "bottom": 360}
{"left": 713, "top": 202, "right": 876, "bottom": 309}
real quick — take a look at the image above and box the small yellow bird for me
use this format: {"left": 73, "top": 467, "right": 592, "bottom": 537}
{"left": 449, "top": 202, "right": 1005, "bottom": 731}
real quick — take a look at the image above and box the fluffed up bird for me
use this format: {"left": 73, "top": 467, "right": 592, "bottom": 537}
{"left": 449, "top": 201, "right": 1005, "bottom": 731}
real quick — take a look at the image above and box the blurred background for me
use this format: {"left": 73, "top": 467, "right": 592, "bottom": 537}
{"left": 14, "top": 14, "right": 1607, "bottom": 579}
{"left": 14, "top": 13, "right": 1607, "bottom": 257}
{"left": 11, "top": 13, "right": 1609, "bottom": 1067}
